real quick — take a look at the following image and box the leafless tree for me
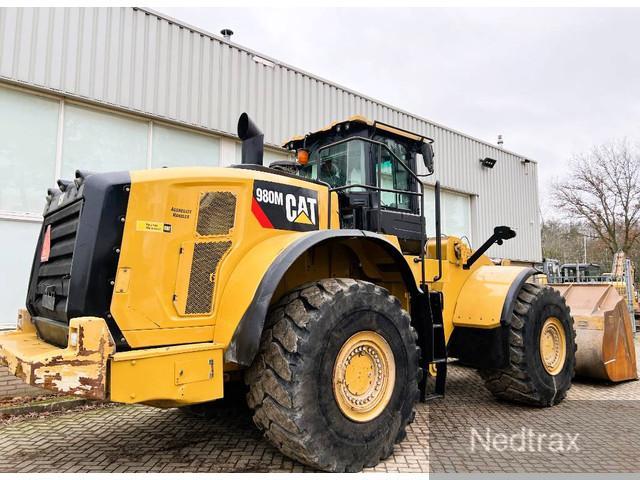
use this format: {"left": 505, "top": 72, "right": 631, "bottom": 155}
{"left": 553, "top": 140, "right": 640, "bottom": 255}
{"left": 541, "top": 218, "right": 613, "bottom": 267}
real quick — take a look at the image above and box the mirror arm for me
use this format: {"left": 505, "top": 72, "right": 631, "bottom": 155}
{"left": 463, "top": 226, "right": 516, "bottom": 270}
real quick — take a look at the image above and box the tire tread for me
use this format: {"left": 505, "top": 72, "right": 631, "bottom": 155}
{"left": 245, "top": 278, "right": 419, "bottom": 471}
{"left": 479, "top": 283, "right": 577, "bottom": 407}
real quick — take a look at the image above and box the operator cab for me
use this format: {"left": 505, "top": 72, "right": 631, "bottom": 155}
{"left": 283, "top": 116, "right": 434, "bottom": 254}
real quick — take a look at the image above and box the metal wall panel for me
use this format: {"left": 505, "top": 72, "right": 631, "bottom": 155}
{"left": 0, "top": 6, "right": 541, "bottom": 261}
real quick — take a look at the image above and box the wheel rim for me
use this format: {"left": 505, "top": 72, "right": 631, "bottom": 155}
{"left": 539, "top": 317, "right": 567, "bottom": 375}
{"left": 332, "top": 331, "right": 396, "bottom": 422}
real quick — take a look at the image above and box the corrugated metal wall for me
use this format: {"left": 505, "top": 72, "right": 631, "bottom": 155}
{"left": 0, "top": 6, "right": 541, "bottom": 261}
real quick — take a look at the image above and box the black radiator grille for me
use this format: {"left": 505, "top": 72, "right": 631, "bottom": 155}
{"left": 185, "top": 241, "right": 232, "bottom": 315}
{"left": 32, "top": 200, "right": 82, "bottom": 323}
{"left": 196, "top": 191, "right": 236, "bottom": 236}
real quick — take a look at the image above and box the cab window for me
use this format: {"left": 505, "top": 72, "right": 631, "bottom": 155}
{"left": 376, "top": 142, "right": 412, "bottom": 210}
{"left": 299, "top": 139, "right": 366, "bottom": 189}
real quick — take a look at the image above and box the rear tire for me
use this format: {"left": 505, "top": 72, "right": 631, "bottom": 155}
{"left": 245, "top": 278, "right": 420, "bottom": 472}
{"left": 479, "top": 283, "right": 576, "bottom": 407}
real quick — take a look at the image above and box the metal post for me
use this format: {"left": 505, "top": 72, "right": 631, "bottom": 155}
{"left": 583, "top": 235, "right": 587, "bottom": 264}
{"left": 624, "top": 259, "right": 636, "bottom": 333}
{"left": 433, "top": 181, "right": 442, "bottom": 282}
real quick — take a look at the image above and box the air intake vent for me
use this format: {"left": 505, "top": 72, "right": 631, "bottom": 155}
{"left": 185, "top": 241, "right": 232, "bottom": 315}
{"left": 197, "top": 192, "right": 236, "bottom": 236}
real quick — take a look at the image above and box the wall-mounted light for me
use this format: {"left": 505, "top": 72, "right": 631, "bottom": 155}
{"left": 480, "top": 157, "right": 497, "bottom": 169}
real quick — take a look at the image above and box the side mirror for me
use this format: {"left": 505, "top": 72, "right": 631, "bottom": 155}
{"left": 493, "top": 225, "right": 516, "bottom": 245}
{"left": 419, "top": 143, "right": 435, "bottom": 174}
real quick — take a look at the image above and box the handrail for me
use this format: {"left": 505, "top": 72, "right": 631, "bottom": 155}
{"left": 432, "top": 181, "right": 442, "bottom": 282}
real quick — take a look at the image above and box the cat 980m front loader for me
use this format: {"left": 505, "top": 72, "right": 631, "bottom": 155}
{"left": 0, "top": 113, "right": 576, "bottom": 472}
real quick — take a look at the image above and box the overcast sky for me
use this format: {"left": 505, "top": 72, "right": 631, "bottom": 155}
{"left": 157, "top": 7, "right": 640, "bottom": 217}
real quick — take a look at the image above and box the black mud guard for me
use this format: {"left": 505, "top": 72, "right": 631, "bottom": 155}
{"left": 224, "top": 229, "right": 420, "bottom": 367}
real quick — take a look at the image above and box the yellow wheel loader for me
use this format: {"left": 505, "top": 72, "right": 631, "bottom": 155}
{"left": 0, "top": 113, "right": 577, "bottom": 472}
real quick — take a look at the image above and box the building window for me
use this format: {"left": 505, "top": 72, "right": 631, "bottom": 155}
{"left": 424, "top": 185, "right": 472, "bottom": 243}
{"left": 234, "top": 142, "right": 290, "bottom": 167}
{"left": 152, "top": 124, "right": 220, "bottom": 168}
{"left": 0, "top": 86, "right": 59, "bottom": 215}
{"left": 61, "top": 104, "right": 148, "bottom": 179}
{"left": 264, "top": 149, "right": 291, "bottom": 166}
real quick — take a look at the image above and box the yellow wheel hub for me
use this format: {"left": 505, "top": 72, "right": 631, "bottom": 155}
{"left": 332, "top": 331, "right": 395, "bottom": 422}
{"left": 539, "top": 317, "right": 567, "bottom": 376}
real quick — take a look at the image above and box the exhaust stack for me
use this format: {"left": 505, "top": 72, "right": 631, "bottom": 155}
{"left": 237, "top": 113, "right": 264, "bottom": 166}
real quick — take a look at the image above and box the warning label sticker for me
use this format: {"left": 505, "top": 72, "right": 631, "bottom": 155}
{"left": 252, "top": 180, "right": 319, "bottom": 232}
{"left": 136, "top": 220, "right": 172, "bottom": 233}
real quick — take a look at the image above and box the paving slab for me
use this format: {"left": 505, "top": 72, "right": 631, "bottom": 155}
{"left": 0, "top": 359, "right": 638, "bottom": 473}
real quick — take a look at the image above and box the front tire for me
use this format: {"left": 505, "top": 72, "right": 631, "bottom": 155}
{"left": 480, "top": 283, "right": 576, "bottom": 407}
{"left": 245, "top": 278, "right": 420, "bottom": 472}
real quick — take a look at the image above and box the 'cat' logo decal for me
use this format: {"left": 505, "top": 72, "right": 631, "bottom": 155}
{"left": 252, "top": 180, "right": 319, "bottom": 232}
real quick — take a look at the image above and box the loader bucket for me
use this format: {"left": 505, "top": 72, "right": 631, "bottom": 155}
{"left": 551, "top": 284, "right": 638, "bottom": 382}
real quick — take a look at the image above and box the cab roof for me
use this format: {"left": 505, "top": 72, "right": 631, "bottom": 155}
{"left": 283, "top": 115, "right": 433, "bottom": 150}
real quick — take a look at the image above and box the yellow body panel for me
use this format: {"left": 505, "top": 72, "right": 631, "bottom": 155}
{"left": 214, "top": 230, "right": 308, "bottom": 347}
{"left": 111, "top": 167, "right": 339, "bottom": 348}
{"left": 109, "top": 342, "right": 224, "bottom": 407}
{"left": 123, "top": 326, "right": 215, "bottom": 348}
{"left": 452, "top": 265, "right": 531, "bottom": 329}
